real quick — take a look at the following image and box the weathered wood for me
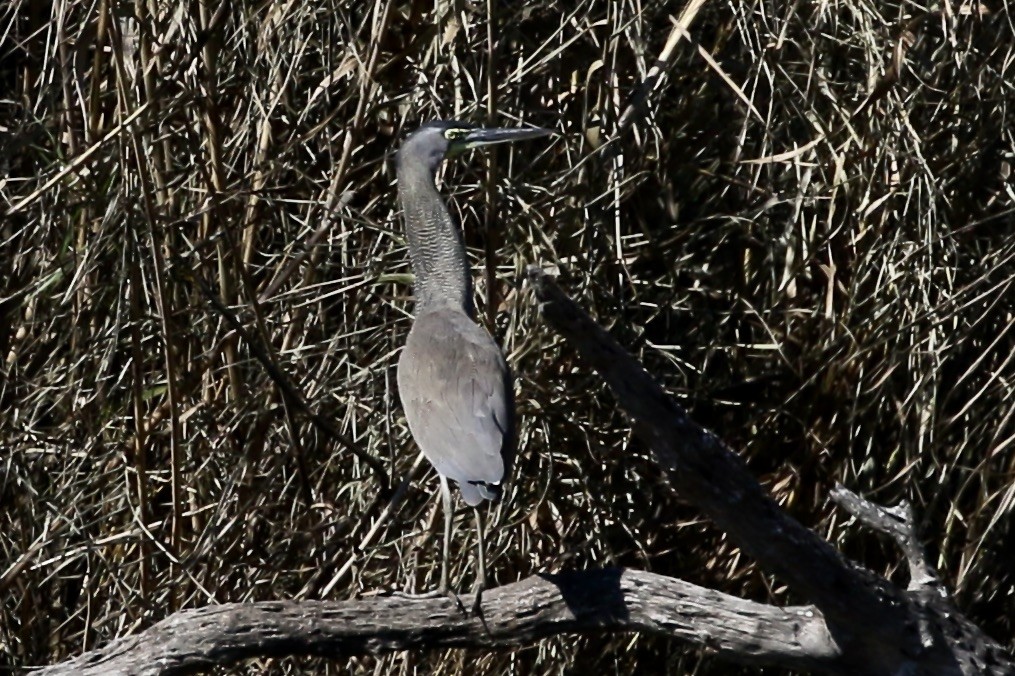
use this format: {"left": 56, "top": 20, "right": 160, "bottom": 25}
{"left": 525, "top": 269, "right": 905, "bottom": 632}
{"left": 829, "top": 484, "right": 940, "bottom": 593}
{"left": 525, "top": 267, "right": 1014, "bottom": 675}
{"left": 35, "top": 570, "right": 836, "bottom": 676}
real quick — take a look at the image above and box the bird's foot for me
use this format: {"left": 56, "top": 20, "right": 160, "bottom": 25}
{"left": 450, "top": 589, "right": 469, "bottom": 614}
{"left": 440, "top": 587, "right": 468, "bottom": 614}
{"left": 470, "top": 580, "right": 486, "bottom": 616}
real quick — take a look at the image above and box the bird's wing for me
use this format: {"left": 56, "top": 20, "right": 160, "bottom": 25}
{"left": 397, "top": 309, "right": 512, "bottom": 497}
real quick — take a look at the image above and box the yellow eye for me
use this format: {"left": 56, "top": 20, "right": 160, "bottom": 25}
{"left": 443, "top": 128, "right": 468, "bottom": 141}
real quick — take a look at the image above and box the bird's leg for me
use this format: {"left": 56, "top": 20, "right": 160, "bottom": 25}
{"left": 440, "top": 475, "right": 453, "bottom": 593}
{"left": 471, "top": 506, "right": 486, "bottom": 614}
{"left": 391, "top": 476, "right": 462, "bottom": 611}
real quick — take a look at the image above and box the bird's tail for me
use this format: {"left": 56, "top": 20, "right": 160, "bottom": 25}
{"left": 459, "top": 480, "right": 501, "bottom": 506}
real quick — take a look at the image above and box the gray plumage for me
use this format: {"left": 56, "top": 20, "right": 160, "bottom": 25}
{"left": 394, "top": 120, "right": 549, "bottom": 598}
{"left": 398, "top": 309, "right": 511, "bottom": 506}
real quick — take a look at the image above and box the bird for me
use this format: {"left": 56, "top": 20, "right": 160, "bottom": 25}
{"left": 395, "top": 120, "right": 551, "bottom": 608}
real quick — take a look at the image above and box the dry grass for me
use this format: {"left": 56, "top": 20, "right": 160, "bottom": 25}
{"left": 2, "top": 0, "right": 1014, "bottom": 673}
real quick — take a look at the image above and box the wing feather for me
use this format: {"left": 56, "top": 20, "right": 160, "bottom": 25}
{"left": 397, "top": 308, "right": 512, "bottom": 503}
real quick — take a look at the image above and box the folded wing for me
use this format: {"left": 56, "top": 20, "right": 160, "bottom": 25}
{"left": 398, "top": 308, "right": 513, "bottom": 505}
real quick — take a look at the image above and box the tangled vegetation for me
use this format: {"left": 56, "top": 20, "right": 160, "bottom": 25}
{"left": 2, "top": 0, "right": 1013, "bottom": 673}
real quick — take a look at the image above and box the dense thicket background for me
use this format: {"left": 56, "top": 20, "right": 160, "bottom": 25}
{"left": 2, "top": 0, "right": 1013, "bottom": 673}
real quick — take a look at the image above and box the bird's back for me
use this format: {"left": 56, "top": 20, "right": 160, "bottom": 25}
{"left": 397, "top": 307, "right": 513, "bottom": 506}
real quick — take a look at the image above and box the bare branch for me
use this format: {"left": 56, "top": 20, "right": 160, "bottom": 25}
{"left": 829, "top": 484, "right": 941, "bottom": 593}
{"left": 524, "top": 266, "right": 1015, "bottom": 674}
{"left": 35, "top": 570, "right": 837, "bottom": 676}
{"left": 524, "top": 267, "right": 900, "bottom": 631}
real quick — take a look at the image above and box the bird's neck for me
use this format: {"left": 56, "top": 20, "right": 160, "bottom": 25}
{"left": 396, "top": 159, "right": 474, "bottom": 317}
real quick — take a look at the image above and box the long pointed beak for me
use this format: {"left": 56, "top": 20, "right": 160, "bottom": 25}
{"left": 462, "top": 126, "right": 553, "bottom": 149}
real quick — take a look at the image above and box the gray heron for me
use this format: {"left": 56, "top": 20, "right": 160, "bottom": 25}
{"left": 395, "top": 120, "right": 550, "bottom": 608}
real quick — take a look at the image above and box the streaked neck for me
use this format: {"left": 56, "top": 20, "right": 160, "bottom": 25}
{"left": 396, "top": 156, "right": 473, "bottom": 317}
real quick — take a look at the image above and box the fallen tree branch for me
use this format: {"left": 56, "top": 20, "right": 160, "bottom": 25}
{"left": 35, "top": 570, "right": 836, "bottom": 676}
{"left": 524, "top": 268, "right": 898, "bottom": 627}
{"left": 524, "top": 266, "right": 1014, "bottom": 675}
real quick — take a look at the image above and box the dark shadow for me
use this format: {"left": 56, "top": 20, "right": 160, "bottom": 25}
{"left": 538, "top": 568, "right": 630, "bottom": 625}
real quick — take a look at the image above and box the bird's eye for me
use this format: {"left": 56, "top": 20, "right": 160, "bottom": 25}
{"left": 443, "top": 128, "right": 468, "bottom": 141}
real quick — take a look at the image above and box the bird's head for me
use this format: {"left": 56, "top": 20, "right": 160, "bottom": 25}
{"left": 398, "top": 120, "right": 552, "bottom": 174}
